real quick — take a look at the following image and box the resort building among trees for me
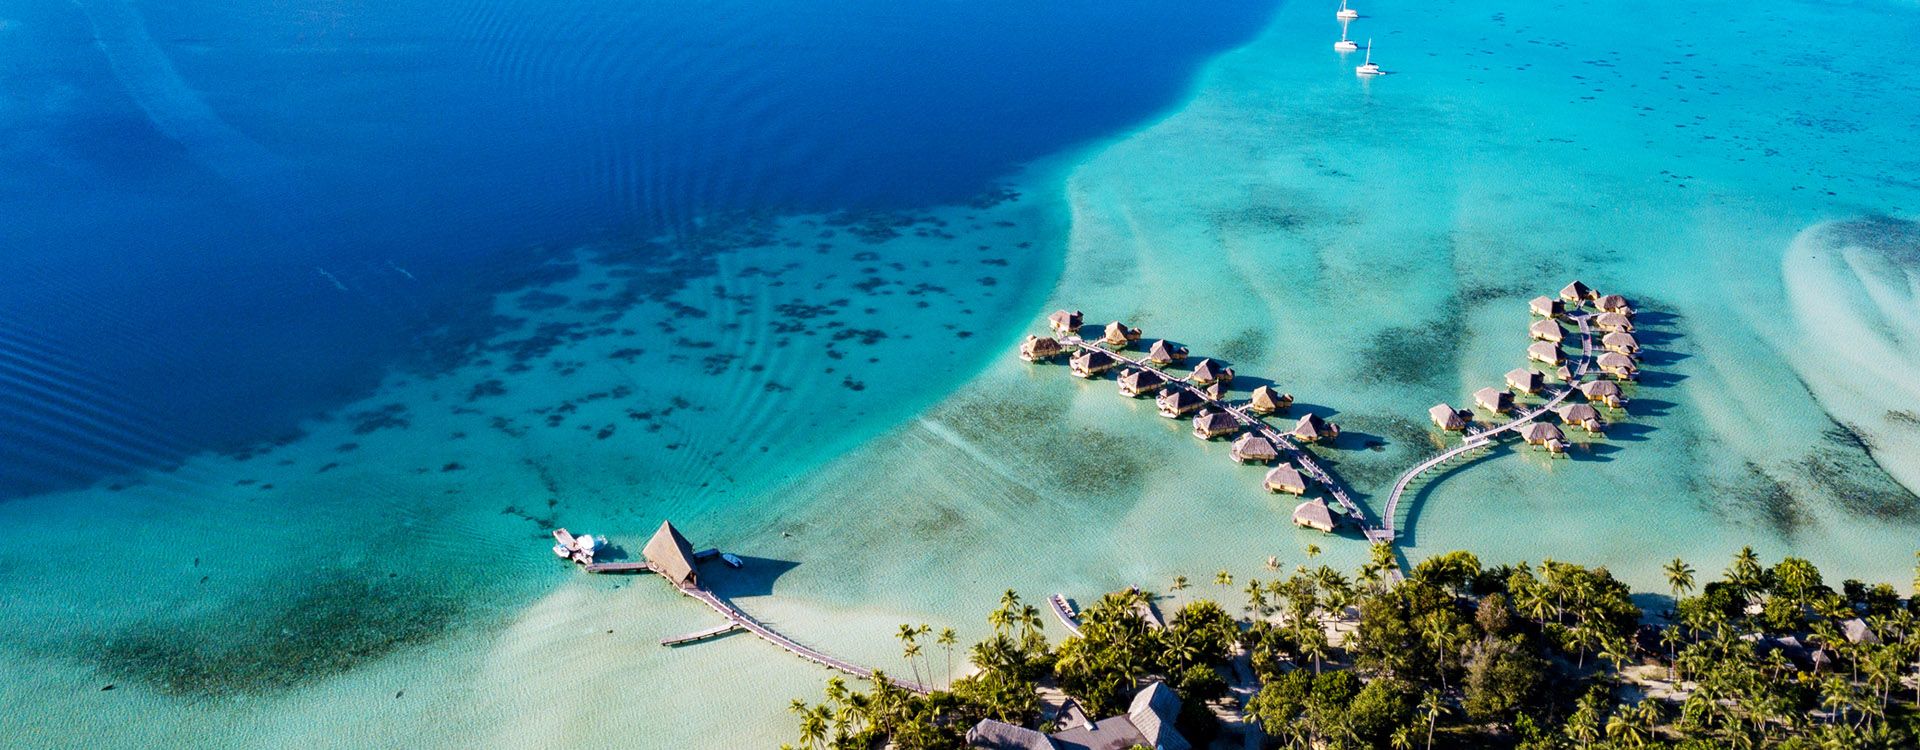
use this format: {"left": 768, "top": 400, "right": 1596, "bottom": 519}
{"left": 966, "top": 683, "right": 1189, "bottom": 750}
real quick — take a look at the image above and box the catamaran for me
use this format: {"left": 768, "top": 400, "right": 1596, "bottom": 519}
{"left": 1355, "top": 40, "right": 1382, "bottom": 76}
{"left": 1334, "top": 20, "right": 1359, "bottom": 52}
{"left": 1337, "top": 0, "right": 1360, "bottom": 21}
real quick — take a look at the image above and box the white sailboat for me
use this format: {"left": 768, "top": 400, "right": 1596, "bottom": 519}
{"left": 1334, "top": 21, "right": 1359, "bottom": 52}
{"left": 1355, "top": 40, "right": 1382, "bottom": 76}
{"left": 1337, "top": 0, "right": 1360, "bottom": 21}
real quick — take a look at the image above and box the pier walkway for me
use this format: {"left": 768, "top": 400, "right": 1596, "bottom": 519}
{"left": 681, "top": 586, "right": 931, "bottom": 694}
{"left": 1377, "top": 314, "right": 1597, "bottom": 539}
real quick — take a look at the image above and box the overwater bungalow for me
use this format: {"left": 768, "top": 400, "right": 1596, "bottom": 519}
{"left": 1593, "top": 312, "right": 1634, "bottom": 332}
{"left": 1201, "top": 381, "right": 1230, "bottom": 400}
{"left": 1429, "top": 403, "right": 1467, "bottom": 431}
{"left": 1291, "top": 413, "right": 1339, "bottom": 443}
{"left": 1249, "top": 385, "right": 1294, "bottom": 415}
{"left": 1602, "top": 332, "right": 1639, "bottom": 355}
{"left": 1595, "top": 294, "right": 1635, "bottom": 316}
{"left": 1189, "top": 358, "right": 1234, "bottom": 386}
{"left": 1521, "top": 422, "right": 1568, "bottom": 454}
{"left": 1102, "top": 321, "right": 1143, "bottom": 348}
{"left": 1553, "top": 365, "right": 1574, "bottom": 383}
{"left": 1146, "top": 339, "right": 1189, "bottom": 366}
{"left": 1265, "top": 464, "right": 1310, "bottom": 495}
{"left": 1505, "top": 368, "right": 1545, "bottom": 394}
{"left": 1596, "top": 352, "right": 1638, "bottom": 379}
{"left": 1117, "top": 368, "right": 1168, "bottom": 397}
{"left": 1578, "top": 379, "right": 1626, "bottom": 407}
{"left": 1017, "top": 335, "right": 1063, "bottom": 362}
{"left": 1292, "top": 498, "right": 1338, "bottom": 532}
{"left": 1048, "top": 309, "right": 1083, "bottom": 335}
{"left": 1193, "top": 411, "right": 1241, "bottom": 440}
{"left": 1474, "top": 386, "right": 1514, "bottom": 414}
{"left": 1527, "top": 341, "right": 1564, "bottom": 365}
{"left": 1230, "top": 434, "right": 1280, "bottom": 464}
{"left": 1157, "top": 388, "right": 1205, "bottom": 418}
{"left": 1069, "top": 349, "right": 1119, "bottom": 378}
{"left": 1529, "top": 319, "right": 1564, "bottom": 343}
{"left": 1529, "top": 295, "right": 1564, "bottom": 318}
{"left": 643, "top": 520, "right": 700, "bottom": 588}
{"left": 1559, "top": 280, "right": 1595, "bottom": 303}
{"left": 1556, "top": 403, "right": 1605, "bottom": 432}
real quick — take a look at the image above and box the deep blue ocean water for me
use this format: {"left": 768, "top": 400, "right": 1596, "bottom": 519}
{"left": 0, "top": 0, "right": 1275, "bottom": 498}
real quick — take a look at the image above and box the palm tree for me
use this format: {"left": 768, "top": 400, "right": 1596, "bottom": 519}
{"left": 990, "top": 590, "right": 1019, "bottom": 635}
{"left": 1306, "top": 544, "right": 1322, "bottom": 559}
{"left": 1390, "top": 725, "right": 1414, "bottom": 750}
{"left": 1605, "top": 703, "right": 1647, "bottom": 747}
{"left": 1244, "top": 578, "right": 1268, "bottom": 618}
{"left": 1664, "top": 558, "right": 1695, "bottom": 610}
{"left": 936, "top": 627, "right": 957, "bottom": 689}
{"left": 1215, "top": 569, "right": 1233, "bottom": 590}
{"left": 1170, "top": 574, "right": 1189, "bottom": 597}
{"left": 1299, "top": 625, "right": 1330, "bottom": 674}
{"left": 1418, "top": 689, "right": 1445, "bottom": 750}
{"left": 896, "top": 624, "right": 923, "bottom": 687}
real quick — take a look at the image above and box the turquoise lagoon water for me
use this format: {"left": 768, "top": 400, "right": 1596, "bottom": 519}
{"left": 7, "top": 0, "right": 1920, "bottom": 748}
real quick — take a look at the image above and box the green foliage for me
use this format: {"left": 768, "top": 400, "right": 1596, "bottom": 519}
{"left": 1463, "top": 635, "right": 1547, "bottom": 722}
{"left": 1347, "top": 676, "right": 1418, "bottom": 746}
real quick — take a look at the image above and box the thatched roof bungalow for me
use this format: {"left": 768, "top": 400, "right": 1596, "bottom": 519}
{"left": 643, "top": 520, "right": 700, "bottom": 588}
{"left": 1117, "top": 368, "right": 1168, "bottom": 397}
{"left": 1593, "top": 312, "right": 1634, "bottom": 332}
{"left": 1189, "top": 359, "right": 1234, "bottom": 386}
{"left": 1521, "top": 422, "right": 1567, "bottom": 454}
{"left": 1596, "top": 352, "right": 1638, "bottom": 379}
{"left": 1291, "top": 413, "right": 1339, "bottom": 443}
{"left": 1249, "top": 385, "right": 1293, "bottom": 415}
{"left": 964, "top": 719, "right": 1054, "bottom": 750}
{"left": 1017, "top": 335, "right": 1063, "bottom": 362}
{"left": 1146, "top": 340, "right": 1189, "bottom": 366}
{"left": 1047, "top": 309, "right": 1083, "bottom": 335}
{"left": 1265, "top": 464, "right": 1310, "bottom": 495}
{"left": 1201, "top": 381, "right": 1230, "bottom": 401}
{"left": 1506, "top": 368, "right": 1545, "bottom": 394}
{"left": 1529, "top": 319, "right": 1565, "bottom": 343}
{"left": 1527, "top": 341, "right": 1564, "bottom": 365}
{"left": 1102, "top": 320, "right": 1143, "bottom": 348}
{"left": 1157, "top": 389, "right": 1205, "bottom": 418}
{"left": 1230, "top": 434, "right": 1280, "bottom": 464}
{"left": 1602, "top": 332, "right": 1639, "bottom": 355}
{"left": 1193, "top": 411, "right": 1241, "bottom": 440}
{"left": 1559, "top": 280, "right": 1595, "bottom": 303}
{"left": 1474, "top": 386, "right": 1514, "bottom": 414}
{"left": 1554, "top": 365, "right": 1574, "bottom": 383}
{"left": 1529, "top": 295, "right": 1564, "bottom": 318}
{"left": 1292, "top": 499, "right": 1337, "bottom": 533}
{"left": 1578, "top": 379, "right": 1626, "bottom": 407}
{"left": 1429, "top": 403, "right": 1468, "bottom": 431}
{"left": 1556, "top": 403, "right": 1605, "bottom": 432}
{"left": 1595, "top": 294, "right": 1635, "bottom": 316}
{"left": 1069, "top": 349, "right": 1119, "bottom": 378}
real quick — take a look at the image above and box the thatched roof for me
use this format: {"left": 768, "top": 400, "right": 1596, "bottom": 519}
{"left": 1429, "top": 403, "right": 1466, "bottom": 430}
{"left": 1190, "top": 359, "right": 1233, "bottom": 384}
{"left": 1231, "top": 434, "right": 1280, "bottom": 463}
{"left": 1102, "top": 321, "right": 1141, "bottom": 344}
{"left": 1593, "top": 312, "right": 1633, "bottom": 331}
{"left": 1557, "top": 403, "right": 1602, "bottom": 425}
{"left": 965, "top": 719, "right": 1056, "bottom": 750}
{"left": 1579, "top": 380, "right": 1623, "bottom": 399}
{"left": 643, "top": 520, "right": 699, "bottom": 587}
{"left": 1529, "top": 319, "right": 1564, "bottom": 342}
{"left": 1597, "top": 352, "right": 1637, "bottom": 372}
{"left": 1529, "top": 295, "right": 1564, "bottom": 317}
{"left": 1527, "top": 341, "right": 1563, "bottom": 364}
{"left": 1843, "top": 618, "right": 1879, "bottom": 644}
{"left": 1521, "top": 422, "right": 1565, "bottom": 444}
{"left": 1071, "top": 349, "right": 1117, "bottom": 370}
{"left": 1119, "top": 368, "right": 1166, "bottom": 389}
{"left": 1560, "top": 280, "right": 1594, "bottom": 302}
{"left": 1048, "top": 309, "right": 1083, "bottom": 332}
{"left": 1193, "top": 411, "right": 1239, "bottom": 435}
{"left": 1157, "top": 388, "right": 1204, "bottom": 413}
{"left": 1018, "top": 335, "right": 1062, "bottom": 359}
{"left": 1595, "top": 294, "right": 1633, "bottom": 314}
{"left": 1265, "top": 465, "right": 1309, "bottom": 494}
{"left": 1292, "top": 499, "right": 1337, "bottom": 532}
{"left": 1506, "top": 368, "right": 1544, "bottom": 393}
{"left": 1474, "top": 386, "right": 1513, "bottom": 412}
{"left": 1602, "top": 332, "right": 1639, "bottom": 352}
{"left": 1147, "top": 340, "right": 1188, "bottom": 364}
{"left": 1126, "top": 683, "right": 1189, "bottom": 750}
{"left": 1250, "top": 385, "right": 1292, "bottom": 414}
{"left": 1201, "top": 381, "right": 1229, "bottom": 400}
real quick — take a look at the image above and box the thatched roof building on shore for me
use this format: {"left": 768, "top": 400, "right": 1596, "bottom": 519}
{"left": 1556, "top": 403, "right": 1605, "bottom": 432}
{"left": 1291, "top": 413, "right": 1339, "bottom": 443}
{"left": 1527, "top": 341, "right": 1564, "bottom": 365}
{"left": 1069, "top": 349, "right": 1119, "bottom": 378}
{"left": 1193, "top": 411, "right": 1241, "bottom": 440}
{"left": 1429, "top": 403, "right": 1467, "bottom": 431}
{"left": 643, "top": 520, "right": 700, "bottom": 588}
{"left": 1189, "top": 359, "right": 1234, "bottom": 386}
{"left": 1506, "top": 368, "right": 1545, "bottom": 394}
{"left": 1292, "top": 499, "right": 1337, "bottom": 532}
{"left": 1474, "top": 386, "right": 1514, "bottom": 414}
{"left": 1231, "top": 434, "right": 1280, "bottom": 464}
{"left": 1157, "top": 389, "right": 1205, "bottom": 418}
{"left": 1249, "top": 385, "right": 1293, "bottom": 415}
{"left": 1147, "top": 340, "right": 1189, "bottom": 366}
{"left": 1047, "top": 309, "right": 1083, "bottom": 335}
{"left": 1265, "top": 465, "right": 1310, "bottom": 495}
{"left": 1602, "top": 332, "right": 1639, "bottom": 355}
{"left": 1593, "top": 312, "right": 1634, "bottom": 332}
{"left": 1017, "top": 335, "right": 1063, "bottom": 362}
{"left": 1530, "top": 295, "right": 1564, "bottom": 318}
{"left": 1102, "top": 321, "right": 1143, "bottom": 348}
{"left": 1118, "top": 368, "right": 1169, "bottom": 397}
{"left": 1579, "top": 379, "right": 1626, "bottom": 407}
{"left": 1529, "top": 319, "right": 1564, "bottom": 343}
{"left": 968, "top": 683, "right": 1188, "bottom": 750}
{"left": 1596, "top": 352, "right": 1638, "bottom": 379}
{"left": 1559, "top": 280, "right": 1595, "bottom": 303}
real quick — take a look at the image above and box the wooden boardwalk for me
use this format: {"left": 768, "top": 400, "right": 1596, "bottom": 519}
{"left": 660, "top": 622, "right": 742, "bottom": 646}
{"left": 681, "top": 586, "right": 931, "bottom": 694}
{"left": 1377, "top": 314, "right": 1597, "bottom": 539}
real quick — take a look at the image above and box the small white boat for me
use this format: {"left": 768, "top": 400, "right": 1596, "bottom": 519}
{"left": 1334, "top": 21, "right": 1358, "bottom": 52}
{"left": 1337, "top": 0, "right": 1359, "bottom": 20}
{"left": 1355, "top": 40, "right": 1383, "bottom": 76}
{"left": 721, "top": 552, "right": 744, "bottom": 569}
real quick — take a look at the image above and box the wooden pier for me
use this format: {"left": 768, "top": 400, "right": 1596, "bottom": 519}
{"left": 660, "top": 622, "right": 743, "bottom": 646}
{"left": 680, "top": 586, "right": 930, "bottom": 694}
{"left": 583, "top": 561, "right": 657, "bottom": 574}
